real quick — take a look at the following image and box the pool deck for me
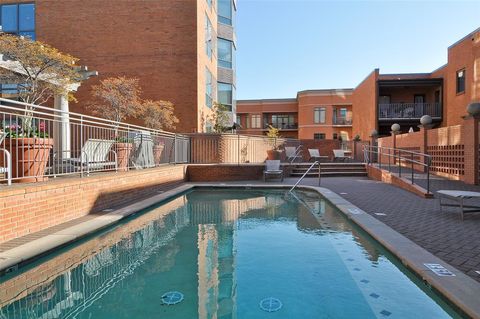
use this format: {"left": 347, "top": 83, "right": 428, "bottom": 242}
{"left": 1, "top": 178, "right": 480, "bottom": 317}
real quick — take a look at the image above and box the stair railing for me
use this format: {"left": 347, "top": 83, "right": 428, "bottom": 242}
{"left": 289, "top": 161, "right": 320, "bottom": 192}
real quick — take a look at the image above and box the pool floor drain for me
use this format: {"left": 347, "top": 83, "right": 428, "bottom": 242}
{"left": 259, "top": 297, "right": 282, "bottom": 312}
{"left": 161, "top": 291, "right": 184, "bottom": 305}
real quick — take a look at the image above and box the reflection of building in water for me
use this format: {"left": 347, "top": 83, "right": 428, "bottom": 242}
{"left": 0, "top": 196, "right": 191, "bottom": 319}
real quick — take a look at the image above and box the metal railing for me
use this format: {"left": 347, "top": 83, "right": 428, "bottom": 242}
{"left": 378, "top": 102, "right": 442, "bottom": 119}
{"left": 363, "top": 145, "right": 432, "bottom": 194}
{"left": 0, "top": 98, "right": 189, "bottom": 184}
{"left": 290, "top": 161, "right": 321, "bottom": 192}
{"left": 333, "top": 117, "right": 352, "bottom": 125}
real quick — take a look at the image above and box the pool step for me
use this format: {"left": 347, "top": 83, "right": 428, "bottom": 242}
{"left": 289, "top": 163, "right": 367, "bottom": 177}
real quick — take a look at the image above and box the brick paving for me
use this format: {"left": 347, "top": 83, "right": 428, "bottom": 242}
{"left": 285, "top": 176, "right": 480, "bottom": 282}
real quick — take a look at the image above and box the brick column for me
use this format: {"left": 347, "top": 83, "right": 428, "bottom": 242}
{"left": 463, "top": 116, "right": 479, "bottom": 185}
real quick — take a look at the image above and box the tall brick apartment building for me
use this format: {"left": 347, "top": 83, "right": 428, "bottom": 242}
{"left": 238, "top": 27, "right": 480, "bottom": 141}
{"left": 0, "top": 0, "right": 237, "bottom": 133}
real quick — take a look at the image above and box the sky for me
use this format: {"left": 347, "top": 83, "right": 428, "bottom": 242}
{"left": 235, "top": 0, "right": 480, "bottom": 100}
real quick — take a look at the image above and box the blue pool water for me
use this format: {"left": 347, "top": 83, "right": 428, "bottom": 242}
{"left": 0, "top": 188, "right": 462, "bottom": 318}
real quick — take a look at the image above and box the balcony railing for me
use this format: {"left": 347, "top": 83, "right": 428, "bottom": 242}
{"left": 378, "top": 103, "right": 442, "bottom": 120}
{"left": 263, "top": 123, "right": 298, "bottom": 130}
{"left": 333, "top": 117, "right": 352, "bottom": 125}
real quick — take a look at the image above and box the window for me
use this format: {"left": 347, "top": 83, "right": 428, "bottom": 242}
{"left": 218, "top": 38, "right": 234, "bottom": 69}
{"left": 339, "top": 108, "right": 347, "bottom": 118}
{"left": 251, "top": 114, "right": 261, "bottom": 128}
{"left": 218, "top": 0, "right": 234, "bottom": 25}
{"left": 236, "top": 115, "right": 241, "bottom": 125}
{"left": 314, "top": 107, "right": 326, "bottom": 124}
{"left": 205, "top": 68, "right": 213, "bottom": 108}
{"left": 1, "top": 3, "right": 35, "bottom": 40}
{"left": 205, "top": 15, "right": 213, "bottom": 59}
{"left": 456, "top": 69, "right": 465, "bottom": 94}
{"left": 218, "top": 82, "right": 233, "bottom": 111}
{"left": 314, "top": 133, "right": 326, "bottom": 140}
{"left": 333, "top": 133, "right": 338, "bottom": 140}
{"left": 271, "top": 114, "right": 295, "bottom": 129}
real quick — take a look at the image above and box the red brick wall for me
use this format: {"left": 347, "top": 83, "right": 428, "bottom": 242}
{"left": 187, "top": 164, "right": 265, "bottom": 181}
{"left": 352, "top": 69, "right": 379, "bottom": 140}
{"left": 0, "top": 165, "right": 187, "bottom": 244}
{"left": 7, "top": 0, "right": 200, "bottom": 133}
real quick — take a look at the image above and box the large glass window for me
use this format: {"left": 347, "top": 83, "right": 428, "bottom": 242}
{"left": 218, "top": 0, "right": 233, "bottom": 25}
{"left": 251, "top": 114, "right": 261, "bottom": 128}
{"left": 314, "top": 133, "right": 326, "bottom": 140}
{"left": 205, "top": 68, "right": 213, "bottom": 108}
{"left": 218, "top": 38, "right": 234, "bottom": 69}
{"left": 1, "top": 3, "right": 35, "bottom": 40}
{"left": 205, "top": 15, "right": 213, "bottom": 59}
{"left": 456, "top": 69, "right": 465, "bottom": 94}
{"left": 271, "top": 114, "right": 295, "bottom": 129}
{"left": 218, "top": 82, "right": 233, "bottom": 111}
{"left": 314, "top": 107, "right": 326, "bottom": 124}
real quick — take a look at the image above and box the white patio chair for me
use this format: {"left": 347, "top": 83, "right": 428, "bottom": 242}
{"left": 63, "top": 139, "right": 117, "bottom": 175}
{"left": 308, "top": 149, "right": 328, "bottom": 162}
{"left": 285, "top": 146, "right": 303, "bottom": 163}
{"left": 263, "top": 160, "right": 284, "bottom": 182}
{"left": 0, "top": 132, "right": 12, "bottom": 185}
{"left": 333, "top": 149, "right": 353, "bottom": 162}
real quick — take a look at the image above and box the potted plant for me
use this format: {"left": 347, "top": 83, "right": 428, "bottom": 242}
{"left": 143, "top": 99, "right": 179, "bottom": 165}
{"left": 0, "top": 33, "right": 81, "bottom": 182}
{"left": 266, "top": 125, "right": 282, "bottom": 160}
{"left": 89, "top": 77, "right": 144, "bottom": 171}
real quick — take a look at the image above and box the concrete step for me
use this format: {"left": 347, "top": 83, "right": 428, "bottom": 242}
{"left": 290, "top": 171, "right": 368, "bottom": 177}
{"left": 292, "top": 167, "right": 366, "bottom": 172}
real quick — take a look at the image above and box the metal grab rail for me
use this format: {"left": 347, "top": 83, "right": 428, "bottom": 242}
{"left": 363, "top": 145, "right": 432, "bottom": 194}
{"left": 289, "top": 161, "right": 321, "bottom": 192}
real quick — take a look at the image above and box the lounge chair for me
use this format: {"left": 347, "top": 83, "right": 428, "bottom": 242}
{"left": 62, "top": 139, "right": 117, "bottom": 175}
{"left": 333, "top": 149, "right": 353, "bottom": 162}
{"left": 0, "top": 132, "right": 11, "bottom": 185}
{"left": 437, "top": 190, "right": 480, "bottom": 220}
{"left": 308, "top": 149, "right": 328, "bottom": 162}
{"left": 263, "top": 160, "right": 284, "bottom": 182}
{"left": 285, "top": 146, "right": 303, "bottom": 163}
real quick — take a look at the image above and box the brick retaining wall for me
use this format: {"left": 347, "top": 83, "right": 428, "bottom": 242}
{"left": 0, "top": 165, "right": 187, "bottom": 244}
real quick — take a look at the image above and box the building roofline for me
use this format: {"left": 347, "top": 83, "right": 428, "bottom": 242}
{"left": 431, "top": 63, "right": 447, "bottom": 74}
{"left": 354, "top": 68, "right": 379, "bottom": 89}
{"left": 448, "top": 26, "right": 480, "bottom": 50}
{"left": 379, "top": 72, "right": 431, "bottom": 77}
{"left": 296, "top": 88, "right": 353, "bottom": 98}
{"left": 237, "top": 98, "right": 297, "bottom": 104}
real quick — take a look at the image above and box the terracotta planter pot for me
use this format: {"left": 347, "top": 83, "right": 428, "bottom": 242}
{"left": 153, "top": 144, "right": 165, "bottom": 165}
{"left": 267, "top": 149, "right": 282, "bottom": 160}
{"left": 0, "top": 137, "right": 53, "bottom": 183}
{"left": 115, "top": 142, "right": 133, "bottom": 171}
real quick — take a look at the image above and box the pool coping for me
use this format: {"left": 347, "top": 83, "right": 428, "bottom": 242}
{"left": 0, "top": 182, "right": 479, "bottom": 318}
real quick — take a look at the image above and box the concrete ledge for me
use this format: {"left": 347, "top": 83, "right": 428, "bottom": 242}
{"left": 366, "top": 165, "right": 433, "bottom": 198}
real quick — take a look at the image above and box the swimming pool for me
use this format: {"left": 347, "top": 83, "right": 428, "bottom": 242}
{"left": 0, "top": 188, "right": 464, "bottom": 318}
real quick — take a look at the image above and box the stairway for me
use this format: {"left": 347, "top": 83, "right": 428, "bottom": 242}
{"left": 289, "top": 162, "right": 367, "bottom": 178}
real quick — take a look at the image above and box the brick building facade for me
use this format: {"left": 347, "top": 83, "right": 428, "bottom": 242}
{"left": 238, "top": 28, "right": 480, "bottom": 141}
{"left": 0, "top": 0, "right": 237, "bottom": 133}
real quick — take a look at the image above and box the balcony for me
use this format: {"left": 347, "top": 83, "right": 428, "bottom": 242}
{"left": 263, "top": 123, "right": 298, "bottom": 130}
{"left": 378, "top": 103, "right": 442, "bottom": 120}
{"left": 333, "top": 117, "right": 352, "bottom": 126}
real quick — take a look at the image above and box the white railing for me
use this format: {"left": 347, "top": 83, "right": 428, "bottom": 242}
{"left": 378, "top": 102, "right": 441, "bottom": 119}
{"left": 0, "top": 98, "right": 189, "bottom": 184}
